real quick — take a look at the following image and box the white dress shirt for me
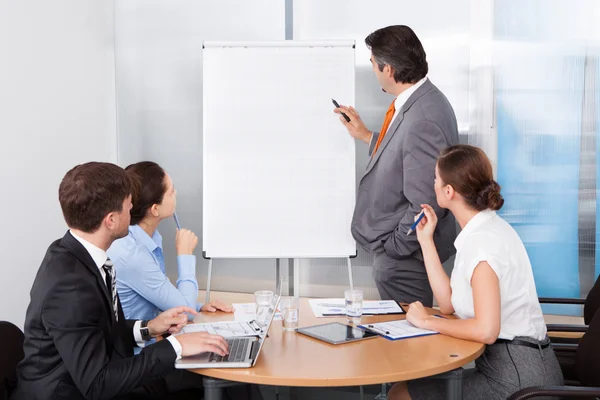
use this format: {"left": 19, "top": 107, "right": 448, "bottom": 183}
{"left": 449, "top": 211, "right": 547, "bottom": 341}
{"left": 369, "top": 76, "right": 428, "bottom": 147}
{"left": 70, "top": 230, "right": 183, "bottom": 359}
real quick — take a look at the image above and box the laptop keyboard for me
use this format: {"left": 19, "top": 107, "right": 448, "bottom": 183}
{"left": 208, "top": 338, "right": 251, "bottom": 363}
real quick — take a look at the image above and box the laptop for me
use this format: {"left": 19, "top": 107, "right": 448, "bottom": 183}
{"left": 175, "top": 287, "right": 281, "bottom": 369}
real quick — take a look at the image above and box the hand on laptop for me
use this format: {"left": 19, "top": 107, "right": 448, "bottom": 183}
{"left": 148, "top": 306, "right": 197, "bottom": 336}
{"left": 201, "top": 299, "right": 234, "bottom": 313}
{"left": 177, "top": 332, "right": 230, "bottom": 357}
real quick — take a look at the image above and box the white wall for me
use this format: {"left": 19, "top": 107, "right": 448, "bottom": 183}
{"left": 0, "top": 0, "right": 117, "bottom": 328}
{"left": 114, "top": 0, "right": 286, "bottom": 294}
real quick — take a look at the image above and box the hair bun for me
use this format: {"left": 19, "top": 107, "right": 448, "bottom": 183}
{"left": 475, "top": 181, "right": 504, "bottom": 211}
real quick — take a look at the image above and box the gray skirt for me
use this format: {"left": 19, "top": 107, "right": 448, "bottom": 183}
{"left": 407, "top": 336, "right": 564, "bottom": 400}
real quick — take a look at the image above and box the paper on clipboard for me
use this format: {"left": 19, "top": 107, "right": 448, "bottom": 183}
{"left": 308, "top": 298, "right": 405, "bottom": 317}
{"left": 359, "top": 319, "right": 438, "bottom": 341}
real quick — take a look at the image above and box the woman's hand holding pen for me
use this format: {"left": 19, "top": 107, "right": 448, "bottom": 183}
{"left": 176, "top": 229, "right": 198, "bottom": 255}
{"left": 415, "top": 204, "right": 438, "bottom": 244}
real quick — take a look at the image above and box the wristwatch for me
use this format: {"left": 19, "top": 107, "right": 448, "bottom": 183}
{"left": 140, "top": 320, "right": 152, "bottom": 341}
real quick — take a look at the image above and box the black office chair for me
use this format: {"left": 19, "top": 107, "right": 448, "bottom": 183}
{"left": 583, "top": 275, "right": 600, "bottom": 324}
{"left": 539, "top": 275, "right": 600, "bottom": 383}
{"left": 507, "top": 310, "right": 600, "bottom": 399}
{"left": 0, "top": 321, "right": 24, "bottom": 400}
{"left": 539, "top": 274, "right": 600, "bottom": 325}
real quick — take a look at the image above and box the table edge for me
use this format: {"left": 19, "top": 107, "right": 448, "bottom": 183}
{"left": 193, "top": 345, "right": 485, "bottom": 386}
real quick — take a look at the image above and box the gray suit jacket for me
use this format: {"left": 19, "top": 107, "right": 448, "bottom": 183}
{"left": 351, "top": 79, "right": 458, "bottom": 263}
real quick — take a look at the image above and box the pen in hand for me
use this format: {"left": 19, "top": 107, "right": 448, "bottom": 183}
{"left": 173, "top": 212, "right": 181, "bottom": 230}
{"left": 332, "top": 98, "right": 351, "bottom": 122}
{"left": 407, "top": 209, "right": 425, "bottom": 235}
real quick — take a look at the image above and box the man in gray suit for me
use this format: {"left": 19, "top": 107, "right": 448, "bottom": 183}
{"left": 335, "top": 25, "right": 458, "bottom": 307}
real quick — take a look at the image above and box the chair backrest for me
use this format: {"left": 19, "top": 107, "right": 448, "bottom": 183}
{"left": 0, "top": 321, "right": 24, "bottom": 400}
{"left": 576, "top": 309, "right": 600, "bottom": 387}
{"left": 584, "top": 275, "right": 600, "bottom": 325}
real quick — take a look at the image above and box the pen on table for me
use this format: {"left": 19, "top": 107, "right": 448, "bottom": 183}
{"left": 406, "top": 209, "right": 426, "bottom": 235}
{"left": 331, "top": 98, "right": 351, "bottom": 122}
{"left": 366, "top": 325, "right": 390, "bottom": 335}
{"left": 319, "top": 301, "right": 399, "bottom": 307}
{"left": 173, "top": 212, "right": 181, "bottom": 230}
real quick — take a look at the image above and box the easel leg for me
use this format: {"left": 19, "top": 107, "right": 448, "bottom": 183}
{"left": 293, "top": 258, "right": 300, "bottom": 297}
{"left": 276, "top": 258, "right": 281, "bottom": 292}
{"left": 347, "top": 257, "right": 354, "bottom": 290}
{"left": 205, "top": 258, "right": 213, "bottom": 304}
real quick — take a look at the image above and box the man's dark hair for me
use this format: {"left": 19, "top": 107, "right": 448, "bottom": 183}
{"left": 365, "top": 25, "right": 428, "bottom": 84}
{"left": 59, "top": 162, "right": 132, "bottom": 233}
{"left": 125, "top": 161, "right": 167, "bottom": 225}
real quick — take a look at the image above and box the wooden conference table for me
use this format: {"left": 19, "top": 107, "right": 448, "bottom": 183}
{"left": 190, "top": 292, "right": 485, "bottom": 400}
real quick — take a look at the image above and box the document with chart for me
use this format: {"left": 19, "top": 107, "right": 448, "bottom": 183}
{"left": 181, "top": 321, "right": 262, "bottom": 337}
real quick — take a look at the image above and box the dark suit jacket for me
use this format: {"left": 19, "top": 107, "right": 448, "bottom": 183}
{"left": 12, "top": 231, "right": 177, "bottom": 400}
{"left": 351, "top": 79, "right": 459, "bottom": 263}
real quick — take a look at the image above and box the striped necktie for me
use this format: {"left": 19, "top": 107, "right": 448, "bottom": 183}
{"left": 102, "top": 258, "right": 119, "bottom": 322}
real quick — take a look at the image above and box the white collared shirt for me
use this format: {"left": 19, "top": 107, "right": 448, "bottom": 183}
{"left": 450, "top": 210, "right": 547, "bottom": 341}
{"left": 69, "top": 230, "right": 183, "bottom": 358}
{"left": 70, "top": 229, "right": 108, "bottom": 282}
{"left": 390, "top": 76, "right": 428, "bottom": 126}
{"left": 369, "top": 76, "right": 428, "bottom": 147}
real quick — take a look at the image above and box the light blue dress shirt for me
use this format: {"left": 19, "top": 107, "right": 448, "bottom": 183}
{"left": 107, "top": 225, "right": 203, "bottom": 321}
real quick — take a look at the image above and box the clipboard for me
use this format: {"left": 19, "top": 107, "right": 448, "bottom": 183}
{"left": 358, "top": 319, "right": 439, "bottom": 341}
{"left": 311, "top": 299, "right": 405, "bottom": 317}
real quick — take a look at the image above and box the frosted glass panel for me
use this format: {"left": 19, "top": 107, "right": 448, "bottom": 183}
{"left": 494, "top": 0, "right": 600, "bottom": 314}
{"left": 115, "top": 0, "right": 285, "bottom": 292}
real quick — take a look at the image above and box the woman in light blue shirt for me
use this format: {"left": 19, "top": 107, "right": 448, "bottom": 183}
{"left": 108, "top": 161, "right": 232, "bottom": 321}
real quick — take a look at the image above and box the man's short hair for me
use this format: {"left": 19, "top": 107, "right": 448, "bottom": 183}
{"left": 365, "top": 25, "right": 428, "bottom": 84}
{"left": 59, "top": 162, "right": 132, "bottom": 233}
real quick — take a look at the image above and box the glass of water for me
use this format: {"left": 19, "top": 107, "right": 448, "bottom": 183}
{"left": 345, "top": 289, "right": 363, "bottom": 324}
{"left": 280, "top": 296, "right": 299, "bottom": 331}
{"left": 254, "top": 290, "right": 274, "bottom": 327}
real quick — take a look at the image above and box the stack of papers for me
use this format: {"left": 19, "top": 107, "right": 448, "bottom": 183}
{"left": 308, "top": 299, "right": 405, "bottom": 317}
{"left": 359, "top": 319, "right": 438, "bottom": 341}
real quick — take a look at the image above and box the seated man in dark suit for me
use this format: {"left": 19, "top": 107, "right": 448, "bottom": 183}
{"left": 12, "top": 162, "right": 229, "bottom": 400}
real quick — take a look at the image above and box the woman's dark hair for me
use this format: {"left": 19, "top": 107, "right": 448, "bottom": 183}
{"left": 437, "top": 145, "right": 504, "bottom": 211}
{"left": 365, "top": 25, "right": 428, "bottom": 84}
{"left": 125, "top": 161, "right": 167, "bottom": 225}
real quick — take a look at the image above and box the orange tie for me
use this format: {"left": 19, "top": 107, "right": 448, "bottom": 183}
{"left": 372, "top": 100, "right": 396, "bottom": 156}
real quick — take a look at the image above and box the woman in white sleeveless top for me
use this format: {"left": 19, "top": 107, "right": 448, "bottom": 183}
{"left": 389, "top": 145, "right": 563, "bottom": 400}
